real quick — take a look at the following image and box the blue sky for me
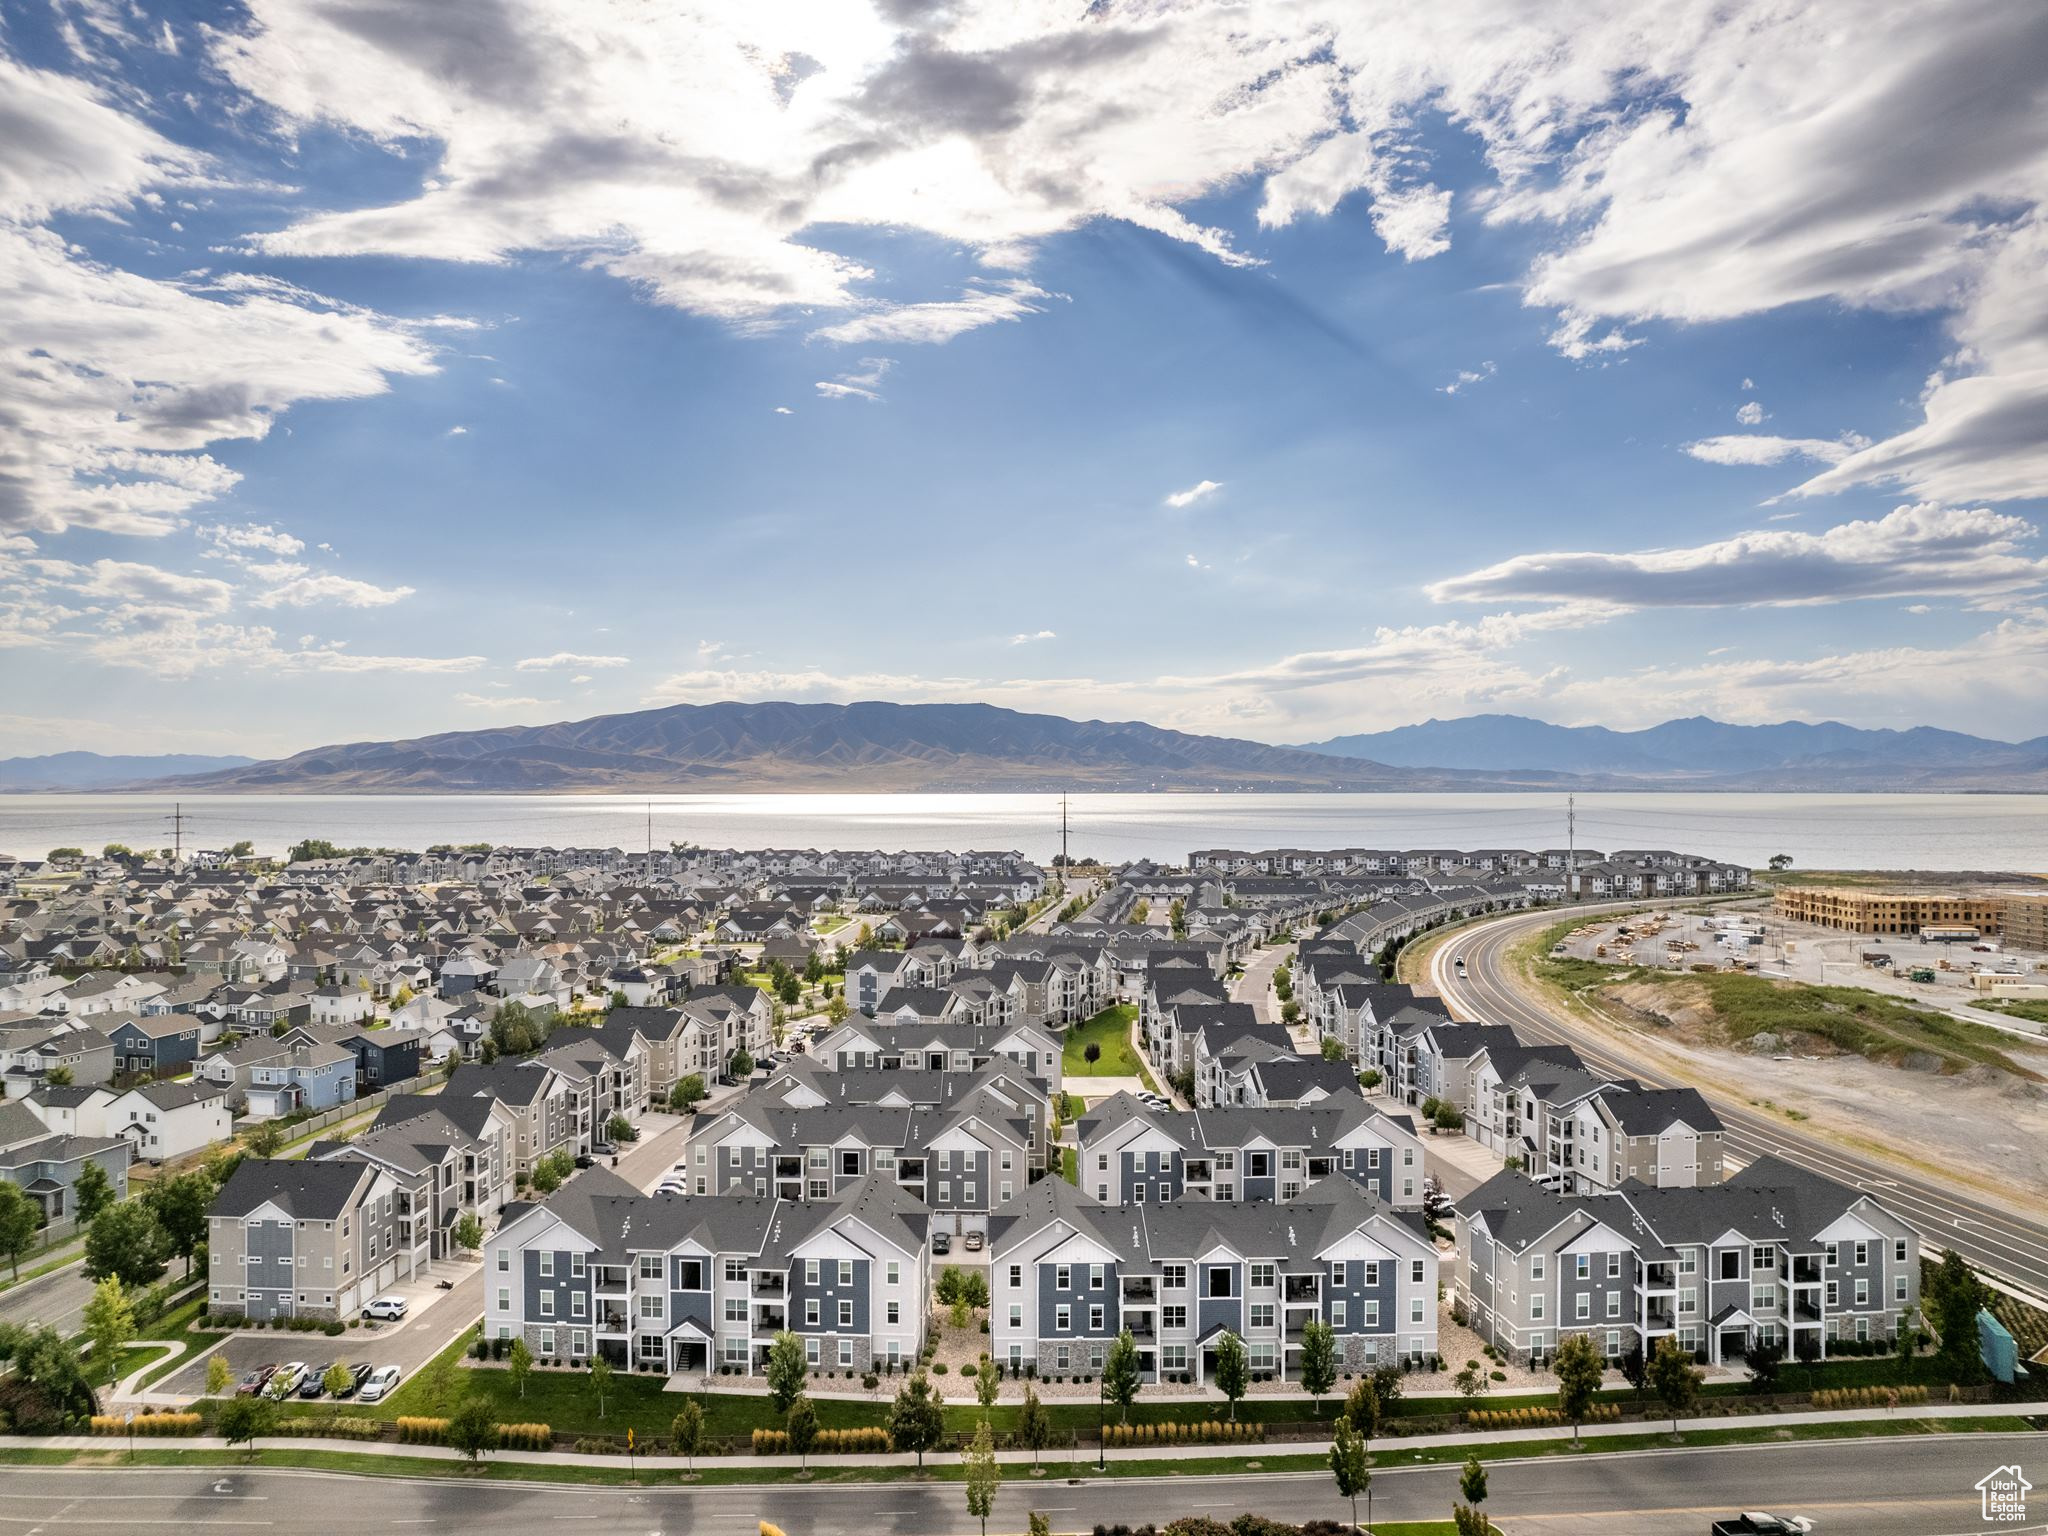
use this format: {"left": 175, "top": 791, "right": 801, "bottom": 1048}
{"left": 4, "top": 0, "right": 2046, "bottom": 757}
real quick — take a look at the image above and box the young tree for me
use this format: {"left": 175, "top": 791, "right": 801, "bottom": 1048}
{"left": 44, "top": 1064, "right": 74, "bottom": 1088}
{"left": 73, "top": 1162, "right": 115, "bottom": 1225}
{"left": 1298, "top": 1319, "right": 1337, "bottom": 1411}
{"left": 244, "top": 1120, "right": 286, "bottom": 1158}
{"left": 1618, "top": 1340, "right": 1648, "bottom": 1400}
{"left": 785, "top": 1395, "right": 820, "bottom": 1470}
{"left": 825, "top": 991, "right": 850, "bottom": 1025}
{"left": 729, "top": 1048, "right": 754, "bottom": 1080}
{"left": 1343, "top": 1376, "right": 1383, "bottom": 1455}
{"left": 1927, "top": 1250, "right": 1988, "bottom": 1384}
{"left": 964, "top": 1419, "right": 1001, "bottom": 1536}
{"left": 323, "top": 1361, "right": 354, "bottom": 1397}
{"left": 976, "top": 1354, "right": 1000, "bottom": 1416}
{"left": 1103, "top": 1328, "right": 1141, "bottom": 1423}
{"left": 1319, "top": 1037, "right": 1346, "bottom": 1062}
{"left": 1745, "top": 1335, "right": 1785, "bottom": 1393}
{"left": 1459, "top": 1451, "right": 1489, "bottom": 1512}
{"left": 1552, "top": 1332, "right": 1604, "bottom": 1444}
{"left": 766, "top": 1329, "right": 808, "bottom": 1413}
{"left": 451, "top": 1211, "right": 486, "bottom": 1253}
{"left": 588, "top": 1354, "right": 614, "bottom": 1419}
{"left": 146, "top": 1170, "right": 215, "bottom": 1277}
{"left": 1017, "top": 1383, "right": 1053, "bottom": 1470}
{"left": 83, "top": 1276, "right": 135, "bottom": 1390}
{"left": 1329, "top": 1413, "right": 1371, "bottom": 1536}
{"left": 1454, "top": 1360, "right": 1491, "bottom": 1408}
{"left": 671, "top": 1399, "right": 704, "bottom": 1470}
{"left": 83, "top": 1201, "right": 168, "bottom": 1290}
{"left": 1213, "top": 1329, "right": 1249, "bottom": 1421}
{"left": 446, "top": 1394, "right": 501, "bottom": 1464}
{"left": 0, "top": 1182, "right": 39, "bottom": 1279}
{"left": 669, "top": 1074, "right": 707, "bottom": 1113}
{"left": 206, "top": 1353, "right": 235, "bottom": 1396}
{"left": 1646, "top": 1335, "right": 1702, "bottom": 1434}
{"left": 217, "top": 1394, "right": 278, "bottom": 1458}
{"left": 507, "top": 1337, "right": 534, "bottom": 1399}
{"left": 889, "top": 1371, "right": 947, "bottom": 1471}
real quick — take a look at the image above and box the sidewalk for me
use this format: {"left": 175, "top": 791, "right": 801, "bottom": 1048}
{"left": 23, "top": 1400, "right": 2024, "bottom": 1474}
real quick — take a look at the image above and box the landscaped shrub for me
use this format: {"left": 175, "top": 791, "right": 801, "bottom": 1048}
{"left": 1464, "top": 1403, "right": 1622, "bottom": 1431}
{"left": 498, "top": 1422, "right": 553, "bottom": 1451}
{"left": 1101, "top": 1420, "right": 1263, "bottom": 1448}
{"left": 275, "top": 1415, "right": 384, "bottom": 1440}
{"left": 932, "top": 1362, "right": 948, "bottom": 1374}
{"left": 812, "top": 1426, "right": 892, "bottom": 1453}
{"left": 91, "top": 1413, "right": 203, "bottom": 1437}
{"left": 753, "top": 1427, "right": 790, "bottom": 1455}
{"left": 961, "top": 1363, "right": 977, "bottom": 1377}
{"left": 396, "top": 1416, "right": 450, "bottom": 1445}
{"left": 1812, "top": 1385, "right": 1929, "bottom": 1410}
{"left": 573, "top": 1438, "right": 618, "bottom": 1455}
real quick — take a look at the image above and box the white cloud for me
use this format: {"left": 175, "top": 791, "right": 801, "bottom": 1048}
{"left": 455, "top": 692, "right": 557, "bottom": 710}
{"left": 809, "top": 281, "right": 1059, "bottom": 346}
{"left": 815, "top": 357, "right": 893, "bottom": 403}
{"left": 248, "top": 573, "right": 413, "bottom": 608}
{"left": 82, "top": 618, "right": 483, "bottom": 679}
{"left": 1741, "top": 378, "right": 1756, "bottom": 391}
{"left": 446, "top": 424, "right": 468, "bottom": 436}
{"left": 1009, "top": 630, "right": 1055, "bottom": 645}
{"left": 1369, "top": 184, "right": 1453, "bottom": 263}
{"left": 67, "top": 559, "right": 234, "bottom": 613}
{"left": 1439, "top": 362, "right": 1497, "bottom": 396}
{"left": 514, "top": 651, "right": 629, "bottom": 671}
{"left": 1185, "top": 553, "right": 1210, "bottom": 571}
{"left": 773, "top": 406, "right": 792, "bottom": 415}
{"left": 1683, "top": 435, "right": 1867, "bottom": 467}
{"left": 1735, "top": 401, "right": 1766, "bottom": 426}
{"left": 201, "top": 522, "right": 305, "bottom": 559}
{"left": 1428, "top": 504, "right": 2048, "bottom": 609}
{"left": 1165, "top": 479, "right": 1223, "bottom": 509}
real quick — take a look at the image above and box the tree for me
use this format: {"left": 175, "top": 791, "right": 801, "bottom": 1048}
{"left": 445, "top": 1393, "right": 501, "bottom": 1464}
{"left": 226, "top": 840, "right": 255, "bottom": 859}
{"left": 244, "top": 1120, "right": 286, "bottom": 1158}
{"left": 1103, "top": 1329, "right": 1141, "bottom": 1423}
{"left": 1768, "top": 853, "right": 1794, "bottom": 871}
{"left": 605, "top": 1113, "right": 638, "bottom": 1144}
{"left": 1647, "top": 1335, "right": 1702, "bottom": 1434}
{"left": 323, "top": 1361, "right": 353, "bottom": 1397}
{"left": 1168, "top": 898, "right": 1186, "bottom": 938}
{"left": 0, "top": 1182, "right": 40, "bottom": 1279}
{"left": 507, "top": 1337, "right": 533, "bottom": 1398}
{"left": 146, "top": 1170, "right": 214, "bottom": 1276}
{"left": 207, "top": 1354, "right": 235, "bottom": 1396}
{"left": 1894, "top": 1309, "right": 1921, "bottom": 1380}
{"left": 964, "top": 1419, "right": 1000, "bottom": 1536}
{"left": 1319, "top": 1036, "right": 1346, "bottom": 1062}
{"left": 44, "top": 1064, "right": 74, "bottom": 1088}
{"left": 976, "top": 1354, "right": 1000, "bottom": 1416}
{"left": 1358, "top": 1068, "right": 1383, "bottom": 1091}
{"left": 287, "top": 838, "right": 341, "bottom": 864}
{"left": 729, "top": 1048, "right": 754, "bottom": 1080}
{"left": 452, "top": 1211, "right": 486, "bottom": 1253}
{"left": 1343, "top": 1376, "right": 1383, "bottom": 1452}
{"left": 1329, "top": 1413, "right": 1371, "bottom": 1536}
{"left": 1083, "top": 1042, "right": 1101, "bottom": 1065}
{"left": 1454, "top": 1360, "right": 1491, "bottom": 1408}
{"left": 1552, "top": 1332, "right": 1604, "bottom": 1444}
{"left": 1618, "top": 1340, "right": 1648, "bottom": 1400}
{"left": 1927, "top": 1249, "right": 1988, "bottom": 1384}
{"left": 47, "top": 847, "right": 85, "bottom": 863}
{"left": 785, "top": 1395, "right": 819, "bottom": 1470}
{"left": 889, "top": 1371, "right": 947, "bottom": 1470}
{"left": 217, "top": 1394, "right": 278, "bottom": 1458}
{"left": 1459, "top": 1452, "right": 1489, "bottom": 1511}
{"left": 1213, "top": 1329, "right": 1248, "bottom": 1421}
{"left": 671, "top": 1399, "right": 704, "bottom": 1470}
{"left": 1298, "top": 1319, "right": 1336, "bottom": 1411}
{"left": 83, "top": 1276, "right": 135, "bottom": 1389}
{"left": 1017, "top": 1383, "right": 1053, "bottom": 1469}
{"left": 84, "top": 1201, "right": 168, "bottom": 1290}
{"left": 73, "top": 1162, "right": 115, "bottom": 1224}
{"left": 588, "top": 1354, "right": 613, "bottom": 1420}
{"left": 766, "top": 1329, "right": 808, "bottom": 1413}
{"left": 669, "top": 1074, "right": 707, "bottom": 1113}
{"left": 825, "top": 992, "right": 850, "bottom": 1026}
{"left": 1745, "top": 1335, "right": 1785, "bottom": 1393}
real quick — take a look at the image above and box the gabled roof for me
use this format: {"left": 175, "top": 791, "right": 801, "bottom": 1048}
{"left": 212, "top": 1157, "right": 373, "bottom": 1221}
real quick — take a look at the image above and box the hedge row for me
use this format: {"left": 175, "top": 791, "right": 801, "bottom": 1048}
{"left": 498, "top": 1422, "right": 553, "bottom": 1451}
{"left": 275, "top": 1416, "right": 385, "bottom": 1440}
{"left": 396, "top": 1416, "right": 450, "bottom": 1444}
{"left": 205, "top": 1312, "right": 347, "bottom": 1336}
{"left": 1812, "top": 1385, "right": 1930, "bottom": 1409}
{"left": 1101, "top": 1420, "right": 1263, "bottom": 1448}
{"left": 90, "top": 1413, "right": 203, "bottom": 1437}
{"left": 1464, "top": 1403, "right": 1622, "bottom": 1431}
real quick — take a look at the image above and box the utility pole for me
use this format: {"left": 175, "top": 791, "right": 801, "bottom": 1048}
{"left": 1567, "top": 794, "right": 1576, "bottom": 904}
{"left": 646, "top": 800, "right": 652, "bottom": 865}
{"left": 1060, "top": 791, "right": 1070, "bottom": 877}
{"left": 165, "top": 802, "right": 189, "bottom": 862}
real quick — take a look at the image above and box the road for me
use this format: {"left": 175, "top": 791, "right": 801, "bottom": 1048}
{"left": 1433, "top": 904, "right": 2048, "bottom": 1298}
{"left": 153, "top": 1113, "right": 699, "bottom": 1399}
{"left": 0, "top": 1255, "right": 94, "bottom": 1335}
{"left": 0, "top": 1433, "right": 2025, "bottom": 1533}
{"left": 1233, "top": 940, "right": 1289, "bottom": 1025}
{"left": 1023, "top": 880, "right": 1096, "bottom": 935}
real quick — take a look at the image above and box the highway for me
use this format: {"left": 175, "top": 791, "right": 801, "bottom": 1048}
{"left": 1431, "top": 905, "right": 2048, "bottom": 1298}
{"left": 0, "top": 1433, "right": 2027, "bottom": 1533}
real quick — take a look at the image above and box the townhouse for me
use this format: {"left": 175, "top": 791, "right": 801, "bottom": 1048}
{"left": 1455, "top": 1155, "right": 1916, "bottom": 1368}
{"left": 444, "top": 1060, "right": 579, "bottom": 1176}
{"left": 989, "top": 1175, "right": 1439, "bottom": 1383}
{"left": 206, "top": 1158, "right": 414, "bottom": 1322}
{"left": 313, "top": 1091, "right": 516, "bottom": 1257}
{"left": 27, "top": 1079, "right": 233, "bottom": 1164}
{"left": 488, "top": 1165, "right": 931, "bottom": 1376}
{"left": 811, "top": 1016, "right": 1064, "bottom": 1097}
{"left": 1075, "top": 1093, "right": 1429, "bottom": 1208}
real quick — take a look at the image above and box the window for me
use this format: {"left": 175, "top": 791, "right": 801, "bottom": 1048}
{"left": 1411, "top": 1259, "right": 1425, "bottom": 1284}
{"left": 1607, "top": 1252, "right": 1621, "bottom": 1279}
{"left": 1056, "top": 1304, "right": 1071, "bottom": 1331}
{"left": 1855, "top": 1278, "right": 1869, "bottom": 1306}
{"left": 1249, "top": 1303, "right": 1274, "bottom": 1329}
{"left": 497, "top": 1249, "right": 509, "bottom": 1272}
{"left": 1250, "top": 1262, "right": 1275, "bottom": 1288}
{"left": 539, "top": 1251, "right": 554, "bottom": 1278}
{"left": 1008, "top": 1264, "right": 1023, "bottom": 1288}
{"left": 571, "top": 1252, "right": 586, "bottom": 1279}
{"left": 1056, "top": 1343, "right": 1070, "bottom": 1371}
{"left": 805, "top": 1299, "right": 820, "bottom": 1326}
{"left": 1090, "top": 1304, "right": 1104, "bottom": 1330}
{"left": 1755, "top": 1286, "right": 1777, "bottom": 1310}
{"left": 1574, "top": 1254, "right": 1589, "bottom": 1280}
{"left": 539, "top": 1328, "right": 556, "bottom": 1356}
{"left": 839, "top": 1339, "right": 854, "bottom": 1368}
{"left": 1090, "top": 1265, "right": 1105, "bottom": 1290}
{"left": 1531, "top": 1295, "right": 1544, "bottom": 1319}
{"left": 1009, "top": 1304, "right": 1022, "bottom": 1328}
{"left": 1854, "top": 1242, "right": 1869, "bottom": 1267}
{"left": 1679, "top": 1288, "right": 1697, "bottom": 1315}
{"left": 1751, "top": 1245, "right": 1775, "bottom": 1271}
{"left": 937, "top": 1183, "right": 952, "bottom": 1203}
{"left": 724, "top": 1297, "right": 746, "bottom": 1323}
{"left": 806, "top": 1337, "right": 821, "bottom": 1366}
{"left": 839, "top": 1259, "right": 853, "bottom": 1286}
{"left": 1678, "top": 1251, "right": 1697, "bottom": 1275}
{"left": 1163, "top": 1305, "right": 1187, "bottom": 1329}
{"left": 540, "top": 1292, "right": 555, "bottom": 1318}
{"left": 1719, "top": 1250, "right": 1741, "bottom": 1280}
{"left": 1163, "top": 1264, "right": 1187, "bottom": 1289}
{"left": 1364, "top": 1300, "right": 1380, "bottom": 1327}
{"left": 806, "top": 1259, "right": 820, "bottom": 1284}
{"left": 1893, "top": 1238, "right": 1907, "bottom": 1263}
{"left": 1332, "top": 1299, "right": 1346, "bottom": 1327}
{"left": 1575, "top": 1293, "right": 1589, "bottom": 1320}
{"left": 571, "top": 1293, "right": 586, "bottom": 1319}
{"left": 725, "top": 1258, "right": 747, "bottom": 1283}
{"left": 1532, "top": 1254, "right": 1545, "bottom": 1281}
{"left": 1208, "top": 1267, "right": 1231, "bottom": 1298}
{"left": 838, "top": 1299, "right": 853, "bottom": 1328}
{"left": 1134, "top": 1184, "right": 1146, "bottom": 1204}
{"left": 639, "top": 1295, "right": 663, "bottom": 1320}
{"left": 1364, "top": 1262, "right": 1380, "bottom": 1287}
{"left": 1409, "top": 1298, "right": 1423, "bottom": 1324}
{"left": 1826, "top": 1280, "right": 1839, "bottom": 1307}
{"left": 1894, "top": 1274, "right": 1908, "bottom": 1302}
{"left": 1825, "top": 1243, "right": 1838, "bottom": 1267}
{"left": 497, "top": 1286, "right": 510, "bottom": 1312}
{"left": 1605, "top": 1292, "right": 1620, "bottom": 1319}
{"left": 639, "top": 1255, "right": 662, "bottom": 1280}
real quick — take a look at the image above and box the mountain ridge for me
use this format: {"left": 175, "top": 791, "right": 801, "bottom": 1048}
{"left": 0, "top": 752, "right": 258, "bottom": 792}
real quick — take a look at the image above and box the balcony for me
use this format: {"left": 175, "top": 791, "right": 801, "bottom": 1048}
{"left": 752, "top": 1273, "right": 785, "bottom": 1297}
{"left": 1122, "top": 1278, "right": 1156, "bottom": 1304}
{"left": 1793, "top": 1296, "right": 1822, "bottom": 1324}
{"left": 1792, "top": 1256, "right": 1823, "bottom": 1284}
{"left": 1643, "top": 1263, "right": 1676, "bottom": 1291}
{"left": 1126, "top": 1314, "right": 1155, "bottom": 1339}
{"left": 1283, "top": 1277, "right": 1320, "bottom": 1305}
{"left": 1645, "top": 1302, "right": 1676, "bottom": 1331}
{"left": 593, "top": 1266, "right": 629, "bottom": 1295}
{"left": 596, "top": 1307, "right": 630, "bottom": 1333}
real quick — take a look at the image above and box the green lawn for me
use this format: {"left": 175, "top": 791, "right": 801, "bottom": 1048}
{"left": 1974, "top": 997, "right": 2048, "bottom": 1026}
{"left": 1060, "top": 1147, "right": 1078, "bottom": 1185}
{"left": 135, "top": 1294, "right": 228, "bottom": 1389}
{"left": 1061, "top": 1006, "right": 1154, "bottom": 1087}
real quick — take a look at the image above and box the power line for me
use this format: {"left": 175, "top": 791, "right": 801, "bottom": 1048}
{"left": 165, "top": 802, "right": 190, "bottom": 861}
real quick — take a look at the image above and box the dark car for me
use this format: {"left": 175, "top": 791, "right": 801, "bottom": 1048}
{"left": 236, "top": 1364, "right": 278, "bottom": 1396}
{"left": 298, "top": 1361, "right": 336, "bottom": 1399}
{"left": 332, "top": 1362, "right": 373, "bottom": 1398}
{"left": 932, "top": 1231, "right": 951, "bottom": 1255}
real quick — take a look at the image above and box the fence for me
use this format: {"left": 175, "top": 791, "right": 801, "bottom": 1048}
{"left": 241, "top": 1068, "right": 441, "bottom": 1145}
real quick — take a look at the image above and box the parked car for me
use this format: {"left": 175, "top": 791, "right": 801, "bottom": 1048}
{"left": 591, "top": 1142, "right": 615, "bottom": 1158}
{"left": 932, "top": 1230, "right": 952, "bottom": 1255}
{"left": 235, "top": 1364, "right": 278, "bottom": 1396}
{"left": 265, "top": 1362, "right": 306, "bottom": 1397}
{"left": 574, "top": 1153, "right": 594, "bottom": 1169}
{"left": 362, "top": 1296, "right": 408, "bottom": 1322}
{"left": 963, "top": 1231, "right": 984, "bottom": 1252}
{"left": 1709, "top": 1517, "right": 1813, "bottom": 1535}
{"left": 332, "top": 1362, "right": 372, "bottom": 1398}
{"left": 298, "top": 1361, "right": 337, "bottom": 1399}
{"left": 358, "top": 1365, "right": 402, "bottom": 1403}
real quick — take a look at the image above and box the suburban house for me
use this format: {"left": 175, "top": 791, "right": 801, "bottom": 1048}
{"left": 1454, "top": 1155, "right": 1918, "bottom": 1367}
{"left": 103, "top": 1012, "right": 204, "bottom": 1078}
{"left": 309, "top": 985, "right": 377, "bottom": 1028}
{"left": 35, "top": 1080, "right": 235, "bottom": 1164}
{"left": 340, "top": 1029, "right": 423, "bottom": 1091}
{"left": 0, "top": 1020, "right": 115, "bottom": 1098}
{"left": 244, "top": 1041, "right": 359, "bottom": 1117}
{"left": 487, "top": 1164, "right": 932, "bottom": 1376}
{"left": 0, "top": 1098, "right": 131, "bottom": 1220}
{"left": 989, "top": 1174, "right": 1440, "bottom": 1383}
{"left": 206, "top": 1158, "right": 415, "bottom": 1322}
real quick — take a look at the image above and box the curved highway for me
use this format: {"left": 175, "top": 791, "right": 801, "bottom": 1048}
{"left": 1431, "top": 904, "right": 2048, "bottom": 1298}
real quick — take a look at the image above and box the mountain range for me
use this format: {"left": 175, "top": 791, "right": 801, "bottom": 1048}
{"left": 8, "top": 704, "right": 2046, "bottom": 794}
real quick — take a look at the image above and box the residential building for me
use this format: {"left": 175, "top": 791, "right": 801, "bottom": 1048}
{"left": 206, "top": 1158, "right": 413, "bottom": 1321}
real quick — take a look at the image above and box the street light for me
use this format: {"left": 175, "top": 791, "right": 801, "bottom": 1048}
{"left": 123, "top": 1409, "right": 134, "bottom": 1463}
{"left": 1097, "top": 1359, "right": 1105, "bottom": 1470}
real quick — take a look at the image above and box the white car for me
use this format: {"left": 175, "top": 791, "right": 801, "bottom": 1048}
{"left": 266, "top": 1361, "right": 306, "bottom": 1397}
{"left": 358, "top": 1365, "right": 402, "bottom": 1403}
{"left": 362, "top": 1296, "right": 409, "bottom": 1322}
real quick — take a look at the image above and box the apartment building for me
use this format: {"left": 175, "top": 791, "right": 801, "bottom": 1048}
{"left": 206, "top": 1158, "right": 413, "bottom": 1321}
{"left": 1074, "top": 1093, "right": 1428, "bottom": 1208}
{"left": 1772, "top": 886, "right": 2006, "bottom": 938}
{"left": 313, "top": 1092, "right": 518, "bottom": 1257}
{"left": 487, "top": 1165, "right": 930, "bottom": 1375}
{"left": 442, "top": 1060, "right": 578, "bottom": 1176}
{"left": 810, "top": 1017, "right": 1063, "bottom": 1096}
{"left": 1455, "top": 1155, "right": 1917, "bottom": 1367}
{"left": 989, "top": 1175, "right": 1439, "bottom": 1382}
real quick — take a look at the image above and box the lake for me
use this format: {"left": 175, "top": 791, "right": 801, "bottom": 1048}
{"left": 1, "top": 792, "right": 2043, "bottom": 871}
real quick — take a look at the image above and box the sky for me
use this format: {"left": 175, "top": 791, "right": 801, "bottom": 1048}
{"left": 3, "top": 0, "right": 2047, "bottom": 759}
